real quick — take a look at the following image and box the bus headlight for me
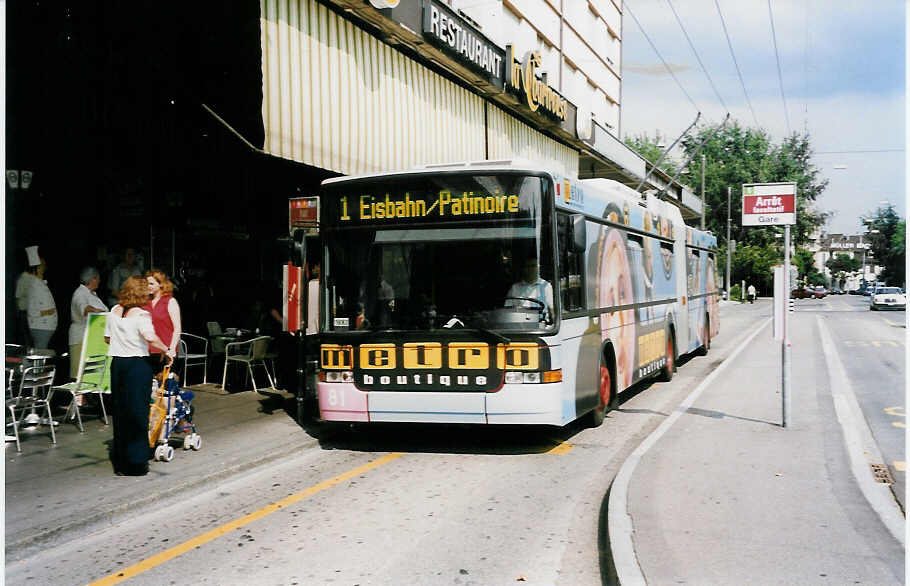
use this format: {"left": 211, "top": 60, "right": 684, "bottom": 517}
{"left": 504, "top": 370, "right": 562, "bottom": 384}
{"left": 324, "top": 371, "right": 354, "bottom": 383}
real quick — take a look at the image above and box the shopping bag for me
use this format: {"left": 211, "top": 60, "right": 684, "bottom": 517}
{"left": 148, "top": 366, "right": 171, "bottom": 447}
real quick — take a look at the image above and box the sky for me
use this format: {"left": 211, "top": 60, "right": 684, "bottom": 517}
{"left": 619, "top": 0, "right": 906, "bottom": 236}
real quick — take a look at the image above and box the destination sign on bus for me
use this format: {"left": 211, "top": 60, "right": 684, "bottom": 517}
{"left": 336, "top": 190, "right": 522, "bottom": 223}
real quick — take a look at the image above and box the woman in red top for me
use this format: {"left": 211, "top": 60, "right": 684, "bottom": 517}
{"left": 144, "top": 270, "right": 182, "bottom": 373}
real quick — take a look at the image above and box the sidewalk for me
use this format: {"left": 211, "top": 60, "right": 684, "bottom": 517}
{"left": 613, "top": 309, "right": 905, "bottom": 584}
{"left": 5, "top": 383, "right": 318, "bottom": 562}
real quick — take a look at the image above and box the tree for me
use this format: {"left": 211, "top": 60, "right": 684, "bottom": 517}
{"left": 677, "top": 122, "right": 829, "bottom": 250}
{"left": 625, "top": 120, "right": 831, "bottom": 290}
{"left": 731, "top": 243, "right": 779, "bottom": 294}
{"left": 793, "top": 248, "right": 825, "bottom": 286}
{"left": 863, "top": 204, "right": 905, "bottom": 286}
{"left": 825, "top": 253, "right": 861, "bottom": 289}
{"left": 624, "top": 132, "right": 680, "bottom": 177}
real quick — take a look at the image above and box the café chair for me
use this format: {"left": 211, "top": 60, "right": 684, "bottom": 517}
{"left": 207, "top": 321, "right": 228, "bottom": 354}
{"left": 222, "top": 335, "right": 275, "bottom": 394}
{"left": 8, "top": 364, "right": 57, "bottom": 450}
{"left": 179, "top": 333, "right": 209, "bottom": 385}
{"left": 51, "top": 354, "right": 109, "bottom": 432}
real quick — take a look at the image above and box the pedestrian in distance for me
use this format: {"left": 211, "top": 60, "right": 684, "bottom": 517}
{"left": 747, "top": 283, "right": 756, "bottom": 304}
{"left": 105, "top": 276, "right": 174, "bottom": 476}
{"left": 107, "top": 247, "right": 143, "bottom": 307}
{"left": 144, "top": 270, "right": 182, "bottom": 376}
{"left": 68, "top": 266, "right": 109, "bottom": 380}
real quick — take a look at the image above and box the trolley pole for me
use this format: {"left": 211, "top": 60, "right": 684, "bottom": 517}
{"left": 725, "top": 186, "right": 731, "bottom": 295}
{"left": 700, "top": 154, "right": 706, "bottom": 230}
{"left": 782, "top": 225, "right": 791, "bottom": 427}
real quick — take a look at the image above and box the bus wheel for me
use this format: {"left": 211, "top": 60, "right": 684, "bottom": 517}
{"left": 697, "top": 317, "right": 710, "bottom": 356}
{"left": 588, "top": 365, "right": 612, "bottom": 427}
{"left": 660, "top": 334, "right": 675, "bottom": 382}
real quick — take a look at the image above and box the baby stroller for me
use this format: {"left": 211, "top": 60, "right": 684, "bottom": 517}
{"left": 149, "top": 366, "right": 201, "bottom": 462}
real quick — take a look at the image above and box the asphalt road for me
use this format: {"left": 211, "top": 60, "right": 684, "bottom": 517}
{"left": 792, "top": 293, "right": 906, "bottom": 511}
{"left": 7, "top": 298, "right": 899, "bottom": 585}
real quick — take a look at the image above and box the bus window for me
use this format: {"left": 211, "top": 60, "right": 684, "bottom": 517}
{"left": 557, "top": 213, "right": 585, "bottom": 312}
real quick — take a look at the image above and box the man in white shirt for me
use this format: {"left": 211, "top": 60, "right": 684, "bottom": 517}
{"left": 69, "top": 267, "right": 109, "bottom": 379}
{"left": 505, "top": 257, "right": 554, "bottom": 323}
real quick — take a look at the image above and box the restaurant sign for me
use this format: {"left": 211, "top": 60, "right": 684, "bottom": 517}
{"left": 505, "top": 46, "right": 569, "bottom": 122}
{"left": 422, "top": 0, "right": 505, "bottom": 88}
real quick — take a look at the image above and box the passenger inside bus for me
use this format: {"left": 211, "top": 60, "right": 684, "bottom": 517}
{"left": 504, "top": 256, "right": 554, "bottom": 323}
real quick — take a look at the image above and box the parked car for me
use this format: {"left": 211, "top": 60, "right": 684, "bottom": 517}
{"left": 870, "top": 287, "right": 906, "bottom": 310}
{"left": 791, "top": 288, "right": 812, "bottom": 299}
{"left": 811, "top": 286, "right": 828, "bottom": 299}
{"left": 830, "top": 287, "right": 843, "bottom": 295}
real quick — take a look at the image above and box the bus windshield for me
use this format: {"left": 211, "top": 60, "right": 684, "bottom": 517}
{"left": 321, "top": 173, "right": 555, "bottom": 333}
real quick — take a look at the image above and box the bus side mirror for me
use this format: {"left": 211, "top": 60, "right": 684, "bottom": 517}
{"left": 290, "top": 228, "right": 307, "bottom": 266}
{"left": 571, "top": 214, "right": 586, "bottom": 253}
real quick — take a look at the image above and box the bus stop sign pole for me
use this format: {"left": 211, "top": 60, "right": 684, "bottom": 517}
{"left": 742, "top": 182, "right": 796, "bottom": 428}
{"left": 782, "top": 224, "right": 791, "bottom": 427}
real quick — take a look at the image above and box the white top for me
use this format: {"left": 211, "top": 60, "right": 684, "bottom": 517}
{"left": 747, "top": 285, "right": 756, "bottom": 295}
{"left": 104, "top": 306, "right": 156, "bottom": 357}
{"left": 505, "top": 278, "right": 554, "bottom": 321}
{"left": 15, "top": 272, "right": 36, "bottom": 311}
{"left": 306, "top": 279, "right": 319, "bottom": 335}
{"left": 69, "top": 284, "right": 109, "bottom": 345}
{"left": 25, "top": 277, "right": 58, "bottom": 331}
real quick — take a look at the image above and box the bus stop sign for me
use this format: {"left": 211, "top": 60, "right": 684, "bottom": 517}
{"left": 742, "top": 182, "right": 796, "bottom": 226}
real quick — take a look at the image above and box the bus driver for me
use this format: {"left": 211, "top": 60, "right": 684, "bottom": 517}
{"left": 504, "top": 256, "right": 554, "bottom": 323}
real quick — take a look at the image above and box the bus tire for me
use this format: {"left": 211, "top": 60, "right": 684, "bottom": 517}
{"left": 660, "top": 331, "right": 675, "bottom": 382}
{"left": 587, "top": 357, "right": 615, "bottom": 428}
{"left": 697, "top": 316, "right": 710, "bottom": 356}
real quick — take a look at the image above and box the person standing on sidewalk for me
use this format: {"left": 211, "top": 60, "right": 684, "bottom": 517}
{"left": 143, "top": 270, "right": 182, "bottom": 376}
{"left": 68, "top": 267, "right": 109, "bottom": 380}
{"left": 747, "top": 283, "right": 756, "bottom": 304}
{"left": 107, "top": 247, "right": 142, "bottom": 307}
{"left": 24, "top": 255, "right": 58, "bottom": 349}
{"left": 105, "top": 276, "right": 174, "bottom": 476}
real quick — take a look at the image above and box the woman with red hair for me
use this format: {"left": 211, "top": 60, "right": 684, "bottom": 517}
{"left": 105, "top": 276, "right": 173, "bottom": 475}
{"left": 144, "top": 270, "right": 182, "bottom": 373}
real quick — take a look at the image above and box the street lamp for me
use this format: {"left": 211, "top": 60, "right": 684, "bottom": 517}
{"left": 859, "top": 228, "right": 880, "bottom": 286}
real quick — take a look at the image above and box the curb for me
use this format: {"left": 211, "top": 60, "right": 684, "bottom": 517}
{"left": 6, "top": 433, "right": 320, "bottom": 560}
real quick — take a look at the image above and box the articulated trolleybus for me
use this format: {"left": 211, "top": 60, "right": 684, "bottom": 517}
{"left": 314, "top": 161, "right": 718, "bottom": 426}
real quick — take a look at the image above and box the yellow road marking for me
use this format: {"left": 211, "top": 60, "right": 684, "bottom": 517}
{"left": 884, "top": 406, "right": 905, "bottom": 418}
{"left": 894, "top": 461, "right": 906, "bottom": 472}
{"left": 89, "top": 453, "right": 404, "bottom": 585}
{"left": 891, "top": 422, "right": 906, "bottom": 428}
{"left": 548, "top": 441, "right": 574, "bottom": 455}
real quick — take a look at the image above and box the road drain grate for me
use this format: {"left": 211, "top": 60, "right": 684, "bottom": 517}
{"left": 870, "top": 463, "right": 894, "bottom": 484}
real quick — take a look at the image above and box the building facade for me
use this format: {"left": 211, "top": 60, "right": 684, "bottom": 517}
{"left": 812, "top": 233, "right": 880, "bottom": 290}
{"left": 259, "top": 0, "right": 701, "bottom": 217}
{"left": 5, "top": 0, "right": 703, "bottom": 347}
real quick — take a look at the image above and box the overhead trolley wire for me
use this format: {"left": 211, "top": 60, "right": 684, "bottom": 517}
{"left": 767, "top": 0, "right": 791, "bottom": 135}
{"left": 713, "top": 0, "right": 760, "bottom": 128}
{"left": 624, "top": 0, "right": 701, "bottom": 114}
{"left": 815, "top": 149, "right": 905, "bottom": 154}
{"left": 666, "top": 0, "right": 729, "bottom": 114}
